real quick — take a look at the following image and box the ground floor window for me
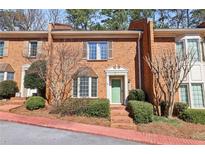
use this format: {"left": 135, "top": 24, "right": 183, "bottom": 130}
{"left": 179, "top": 84, "right": 189, "bottom": 104}
{"left": 7, "top": 72, "right": 14, "bottom": 80}
{"left": 191, "top": 84, "right": 204, "bottom": 108}
{"left": 0, "top": 72, "right": 14, "bottom": 82}
{"left": 73, "top": 77, "right": 98, "bottom": 98}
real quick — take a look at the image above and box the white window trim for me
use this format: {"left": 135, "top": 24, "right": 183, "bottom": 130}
{"left": 190, "top": 83, "right": 205, "bottom": 109}
{"left": 87, "top": 41, "right": 108, "bottom": 60}
{"left": 28, "top": 41, "right": 38, "bottom": 58}
{"left": 176, "top": 35, "right": 202, "bottom": 62}
{"left": 72, "top": 77, "right": 98, "bottom": 98}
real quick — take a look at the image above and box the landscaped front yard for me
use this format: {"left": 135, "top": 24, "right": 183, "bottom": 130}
{"left": 138, "top": 116, "right": 205, "bottom": 141}
{"left": 9, "top": 103, "right": 205, "bottom": 141}
{"left": 10, "top": 105, "right": 110, "bottom": 127}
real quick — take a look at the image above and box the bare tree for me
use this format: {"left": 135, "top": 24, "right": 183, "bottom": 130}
{"left": 47, "top": 9, "right": 65, "bottom": 24}
{"left": 17, "top": 9, "right": 47, "bottom": 31}
{"left": 36, "top": 43, "right": 82, "bottom": 107}
{"left": 145, "top": 49, "right": 196, "bottom": 118}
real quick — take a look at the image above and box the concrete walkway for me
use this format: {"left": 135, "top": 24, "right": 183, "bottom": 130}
{"left": 0, "top": 111, "right": 205, "bottom": 144}
{"left": 0, "top": 121, "right": 140, "bottom": 145}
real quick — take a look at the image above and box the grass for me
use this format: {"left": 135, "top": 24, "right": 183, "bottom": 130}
{"left": 152, "top": 115, "right": 182, "bottom": 127}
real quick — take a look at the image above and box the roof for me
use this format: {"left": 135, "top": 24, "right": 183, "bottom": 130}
{"left": 73, "top": 67, "right": 98, "bottom": 78}
{"left": 0, "top": 31, "right": 48, "bottom": 39}
{"left": 0, "top": 30, "right": 140, "bottom": 39}
{"left": 51, "top": 31, "right": 140, "bottom": 39}
{"left": 0, "top": 63, "right": 14, "bottom": 72}
{"left": 154, "top": 28, "right": 205, "bottom": 37}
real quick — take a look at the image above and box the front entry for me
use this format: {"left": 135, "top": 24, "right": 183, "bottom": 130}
{"left": 111, "top": 79, "right": 121, "bottom": 103}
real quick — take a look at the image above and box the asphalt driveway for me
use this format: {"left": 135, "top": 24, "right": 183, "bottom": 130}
{"left": 0, "top": 121, "right": 142, "bottom": 145}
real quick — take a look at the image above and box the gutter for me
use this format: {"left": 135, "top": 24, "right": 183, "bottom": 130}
{"left": 138, "top": 32, "right": 142, "bottom": 89}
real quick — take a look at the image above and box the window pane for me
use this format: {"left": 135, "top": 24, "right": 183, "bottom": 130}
{"left": 179, "top": 84, "right": 189, "bottom": 103}
{"left": 79, "top": 77, "right": 89, "bottom": 97}
{"left": 88, "top": 43, "right": 97, "bottom": 60}
{"left": 0, "top": 72, "right": 4, "bottom": 81}
{"left": 73, "top": 78, "right": 78, "bottom": 97}
{"left": 187, "top": 39, "right": 200, "bottom": 61}
{"left": 176, "top": 42, "right": 184, "bottom": 58}
{"left": 91, "top": 77, "right": 97, "bottom": 97}
{"left": 192, "top": 84, "right": 204, "bottom": 108}
{"left": 30, "top": 42, "right": 38, "bottom": 57}
{"left": 99, "top": 42, "right": 108, "bottom": 60}
{"left": 0, "top": 41, "right": 4, "bottom": 56}
{"left": 7, "top": 72, "right": 14, "bottom": 80}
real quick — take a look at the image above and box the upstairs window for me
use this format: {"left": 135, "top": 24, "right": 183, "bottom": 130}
{"left": 187, "top": 39, "right": 200, "bottom": 61}
{"left": 176, "top": 42, "right": 185, "bottom": 58}
{"left": 29, "top": 41, "right": 38, "bottom": 57}
{"left": 0, "top": 41, "right": 4, "bottom": 57}
{"left": 87, "top": 42, "right": 108, "bottom": 60}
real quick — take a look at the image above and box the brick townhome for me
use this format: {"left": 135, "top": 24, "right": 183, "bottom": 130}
{"left": 0, "top": 19, "right": 205, "bottom": 108}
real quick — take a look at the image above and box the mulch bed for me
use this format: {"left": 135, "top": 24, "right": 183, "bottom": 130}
{"left": 137, "top": 120, "right": 205, "bottom": 141}
{"left": 10, "top": 105, "right": 110, "bottom": 127}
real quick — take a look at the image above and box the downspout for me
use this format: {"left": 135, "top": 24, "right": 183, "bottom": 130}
{"left": 138, "top": 32, "right": 142, "bottom": 89}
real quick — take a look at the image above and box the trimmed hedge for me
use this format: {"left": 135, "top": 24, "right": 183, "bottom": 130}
{"left": 127, "top": 100, "right": 153, "bottom": 124}
{"left": 50, "top": 98, "right": 110, "bottom": 118}
{"left": 174, "top": 102, "right": 189, "bottom": 117}
{"left": 128, "top": 89, "right": 145, "bottom": 101}
{"left": 179, "top": 109, "right": 205, "bottom": 125}
{"left": 0, "top": 80, "right": 19, "bottom": 99}
{"left": 26, "top": 96, "right": 45, "bottom": 110}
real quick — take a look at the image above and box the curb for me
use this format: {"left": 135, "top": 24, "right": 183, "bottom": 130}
{"left": 0, "top": 111, "right": 205, "bottom": 145}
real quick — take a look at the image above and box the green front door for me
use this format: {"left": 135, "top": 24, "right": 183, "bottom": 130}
{"left": 111, "top": 79, "right": 121, "bottom": 103}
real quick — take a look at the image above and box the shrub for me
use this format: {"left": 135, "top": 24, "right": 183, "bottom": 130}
{"left": 50, "top": 98, "right": 110, "bottom": 118}
{"left": 26, "top": 96, "right": 45, "bottom": 110}
{"left": 128, "top": 89, "right": 145, "bottom": 101}
{"left": 174, "top": 102, "right": 189, "bottom": 117}
{"left": 127, "top": 100, "right": 153, "bottom": 123}
{"left": 0, "top": 80, "right": 19, "bottom": 99}
{"left": 179, "top": 109, "right": 205, "bottom": 125}
{"left": 81, "top": 99, "right": 110, "bottom": 118}
{"left": 24, "top": 60, "right": 46, "bottom": 97}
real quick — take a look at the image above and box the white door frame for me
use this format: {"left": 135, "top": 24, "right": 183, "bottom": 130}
{"left": 105, "top": 65, "right": 128, "bottom": 105}
{"left": 20, "top": 64, "right": 37, "bottom": 97}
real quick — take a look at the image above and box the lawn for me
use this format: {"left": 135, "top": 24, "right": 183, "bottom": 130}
{"left": 10, "top": 105, "right": 110, "bottom": 127}
{"left": 137, "top": 115, "right": 205, "bottom": 141}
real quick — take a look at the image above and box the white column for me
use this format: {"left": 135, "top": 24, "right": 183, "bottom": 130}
{"left": 124, "top": 74, "right": 128, "bottom": 104}
{"left": 4, "top": 72, "right": 7, "bottom": 80}
{"left": 106, "top": 74, "right": 110, "bottom": 102}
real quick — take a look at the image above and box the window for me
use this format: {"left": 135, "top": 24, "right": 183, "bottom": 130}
{"left": 88, "top": 42, "right": 108, "bottom": 60}
{"left": 73, "top": 77, "right": 98, "bottom": 98}
{"left": 99, "top": 42, "right": 108, "bottom": 60}
{"left": 187, "top": 39, "right": 200, "bottom": 61}
{"left": 0, "top": 72, "right": 4, "bottom": 81}
{"left": 29, "top": 41, "right": 38, "bottom": 57}
{"left": 88, "top": 43, "right": 97, "bottom": 60}
{"left": 7, "top": 72, "right": 14, "bottom": 80}
{"left": 191, "top": 84, "right": 204, "bottom": 108}
{"left": 179, "top": 84, "right": 189, "bottom": 103}
{"left": 176, "top": 42, "right": 184, "bottom": 58}
{"left": 0, "top": 41, "right": 4, "bottom": 57}
{"left": 73, "top": 78, "right": 78, "bottom": 97}
{"left": 91, "top": 77, "right": 97, "bottom": 97}
{"left": 79, "top": 77, "right": 89, "bottom": 97}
